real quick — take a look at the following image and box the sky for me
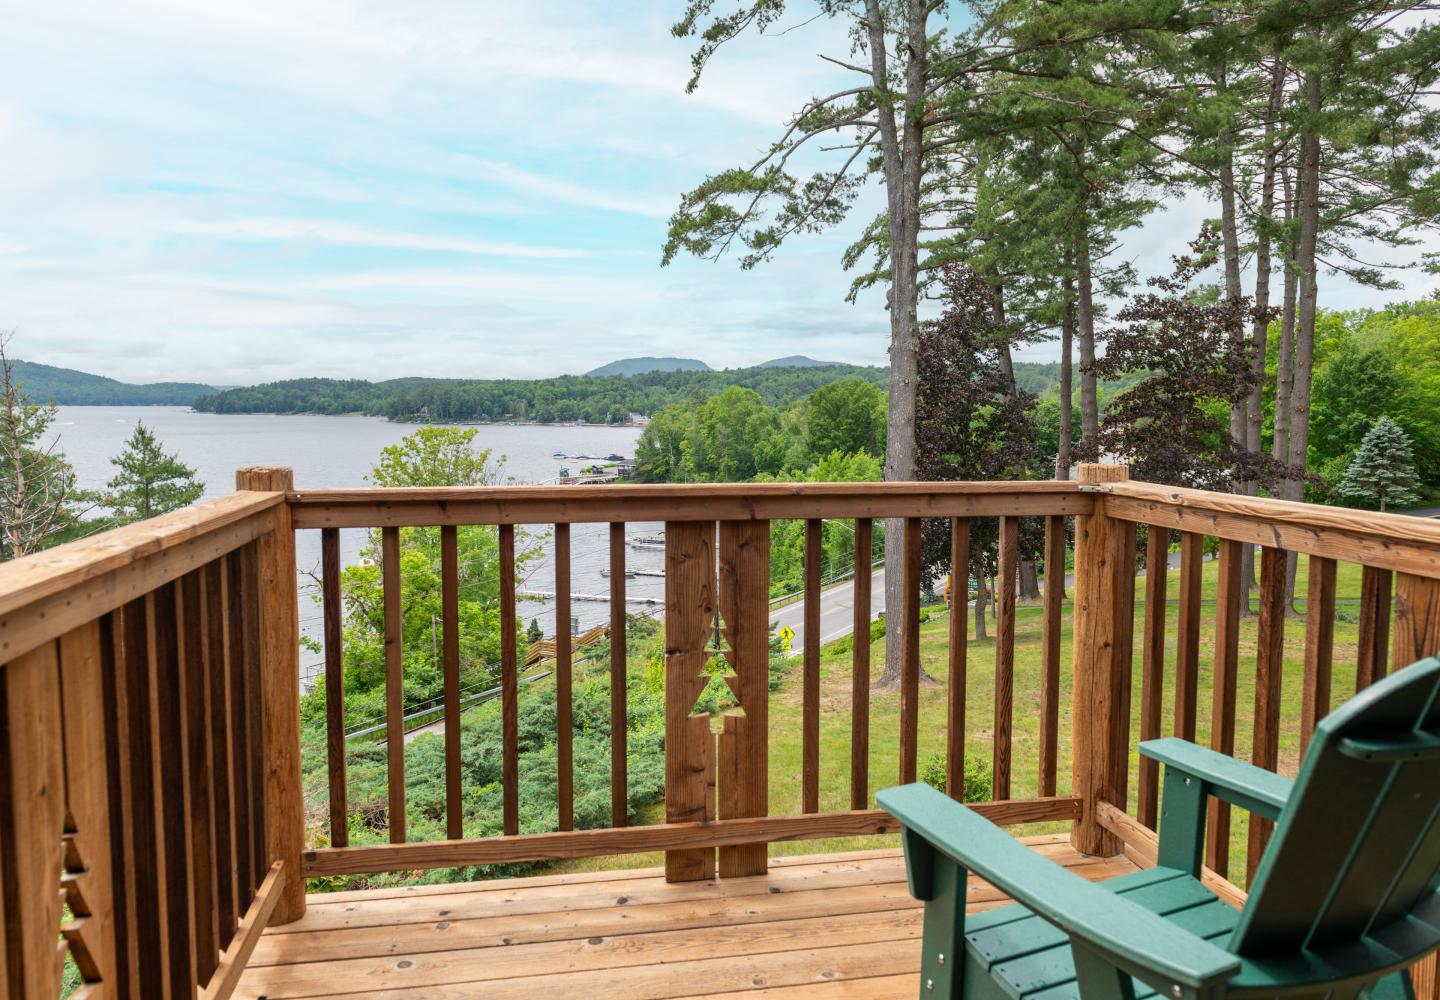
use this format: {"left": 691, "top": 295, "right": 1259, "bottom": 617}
{"left": 3, "top": 0, "right": 1436, "bottom": 386}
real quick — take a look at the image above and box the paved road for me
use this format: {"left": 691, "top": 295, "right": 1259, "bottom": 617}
{"left": 771, "top": 568, "right": 887, "bottom": 656}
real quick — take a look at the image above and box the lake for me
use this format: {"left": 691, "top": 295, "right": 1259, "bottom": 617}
{"left": 50, "top": 406, "right": 653, "bottom": 684}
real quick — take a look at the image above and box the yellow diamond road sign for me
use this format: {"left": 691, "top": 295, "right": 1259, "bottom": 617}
{"left": 777, "top": 625, "right": 794, "bottom": 643}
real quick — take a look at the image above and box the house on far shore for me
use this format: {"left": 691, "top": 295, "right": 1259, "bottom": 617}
{"left": 627, "top": 412, "right": 650, "bottom": 427}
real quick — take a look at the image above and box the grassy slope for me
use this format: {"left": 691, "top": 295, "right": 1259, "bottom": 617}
{"left": 557, "top": 554, "right": 1366, "bottom": 887}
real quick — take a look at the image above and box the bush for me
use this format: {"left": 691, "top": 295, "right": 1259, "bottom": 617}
{"left": 918, "top": 749, "right": 992, "bottom": 803}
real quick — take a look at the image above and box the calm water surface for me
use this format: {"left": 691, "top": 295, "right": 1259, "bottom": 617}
{"left": 50, "top": 407, "right": 654, "bottom": 682}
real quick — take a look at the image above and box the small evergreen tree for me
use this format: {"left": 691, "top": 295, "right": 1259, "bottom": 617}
{"left": 105, "top": 422, "right": 204, "bottom": 524}
{"left": 1339, "top": 417, "right": 1423, "bottom": 512}
{"left": 0, "top": 336, "right": 87, "bottom": 558}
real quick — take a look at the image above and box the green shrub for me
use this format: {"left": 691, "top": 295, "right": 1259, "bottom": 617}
{"left": 918, "top": 749, "right": 992, "bottom": 803}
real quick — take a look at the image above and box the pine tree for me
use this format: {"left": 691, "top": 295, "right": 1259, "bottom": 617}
{"left": 105, "top": 422, "right": 204, "bottom": 524}
{"left": 1339, "top": 417, "right": 1423, "bottom": 512}
{"left": 0, "top": 336, "right": 86, "bottom": 558}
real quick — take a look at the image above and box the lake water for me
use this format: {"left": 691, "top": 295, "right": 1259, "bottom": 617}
{"left": 50, "top": 407, "right": 653, "bottom": 684}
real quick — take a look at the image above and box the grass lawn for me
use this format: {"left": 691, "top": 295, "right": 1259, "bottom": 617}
{"left": 557, "top": 552, "right": 1371, "bottom": 888}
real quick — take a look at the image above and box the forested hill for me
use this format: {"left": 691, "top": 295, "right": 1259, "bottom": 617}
{"left": 16, "top": 360, "right": 218, "bottom": 405}
{"left": 585, "top": 357, "right": 711, "bottom": 376}
{"left": 191, "top": 362, "right": 904, "bottom": 424}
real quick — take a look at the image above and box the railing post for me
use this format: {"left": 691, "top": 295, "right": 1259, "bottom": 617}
{"left": 1071, "top": 463, "right": 1134, "bottom": 856}
{"left": 235, "top": 467, "right": 305, "bottom": 924}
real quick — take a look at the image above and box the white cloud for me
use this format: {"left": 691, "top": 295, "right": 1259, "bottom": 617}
{"left": 170, "top": 218, "right": 589, "bottom": 258}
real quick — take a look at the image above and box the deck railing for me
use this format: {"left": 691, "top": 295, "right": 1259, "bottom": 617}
{"left": 1, "top": 464, "right": 1438, "bottom": 999}
{"left": 0, "top": 468, "right": 304, "bottom": 999}
{"left": 289, "top": 478, "right": 1090, "bottom": 881}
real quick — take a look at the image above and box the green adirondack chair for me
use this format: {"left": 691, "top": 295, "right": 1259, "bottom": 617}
{"left": 877, "top": 655, "right": 1440, "bottom": 1000}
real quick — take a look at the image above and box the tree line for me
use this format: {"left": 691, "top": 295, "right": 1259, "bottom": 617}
{"left": 192, "top": 364, "right": 893, "bottom": 424}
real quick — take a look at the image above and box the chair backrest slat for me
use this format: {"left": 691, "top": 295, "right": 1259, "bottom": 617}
{"left": 1231, "top": 657, "right": 1440, "bottom": 960}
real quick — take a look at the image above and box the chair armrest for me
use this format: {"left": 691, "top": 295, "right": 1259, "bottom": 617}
{"left": 877, "top": 784, "right": 1241, "bottom": 992}
{"left": 1140, "top": 738, "right": 1293, "bottom": 821}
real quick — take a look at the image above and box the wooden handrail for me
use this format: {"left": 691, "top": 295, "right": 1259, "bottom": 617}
{"left": 1096, "top": 479, "right": 1440, "bottom": 578}
{"left": 288, "top": 479, "right": 1091, "bottom": 527}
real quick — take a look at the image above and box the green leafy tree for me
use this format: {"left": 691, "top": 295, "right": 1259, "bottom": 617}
{"left": 1308, "top": 341, "right": 1402, "bottom": 489}
{"left": 369, "top": 425, "right": 510, "bottom": 488}
{"left": 1338, "top": 417, "right": 1423, "bottom": 512}
{"left": 308, "top": 427, "right": 537, "bottom": 728}
{"left": 803, "top": 379, "right": 886, "bottom": 461}
{"left": 105, "top": 422, "right": 204, "bottom": 524}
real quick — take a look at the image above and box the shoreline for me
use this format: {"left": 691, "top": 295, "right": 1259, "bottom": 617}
{"left": 57, "top": 404, "right": 645, "bottom": 430}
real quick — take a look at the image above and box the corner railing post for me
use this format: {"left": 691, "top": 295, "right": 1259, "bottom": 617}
{"left": 1071, "top": 463, "right": 1134, "bottom": 856}
{"left": 236, "top": 467, "right": 306, "bottom": 923}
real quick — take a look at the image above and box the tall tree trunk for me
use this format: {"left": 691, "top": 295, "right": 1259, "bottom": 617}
{"left": 1272, "top": 164, "right": 1298, "bottom": 474}
{"left": 1240, "top": 65, "right": 1284, "bottom": 610}
{"left": 873, "top": 0, "right": 926, "bottom": 687}
{"left": 1056, "top": 276, "right": 1075, "bottom": 480}
{"left": 1288, "top": 73, "right": 1322, "bottom": 498}
{"left": 1217, "top": 64, "right": 1248, "bottom": 474}
{"left": 1019, "top": 559, "right": 1040, "bottom": 601}
{"left": 1285, "top": 72, "right": 1323, "bottom": 613}
{"left": 989, "top": 279, "right": 1041, "bottom": 599}
{"left": 1249, "top": 60, "right": 1286, "bottom": 473}
{"left": 1074, "top": 224, "right": 1100, "bottom": 459}
{"left": 988, "top": 275, "right": 1019, "bottom": 398}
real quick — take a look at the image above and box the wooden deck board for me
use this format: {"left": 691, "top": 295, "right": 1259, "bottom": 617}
{"left": 236, "top": 840, "right": 1138, "bottom": 1000}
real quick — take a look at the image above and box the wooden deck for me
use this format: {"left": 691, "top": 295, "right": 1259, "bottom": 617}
{"left": 236, "top": 837, "right": 1140, "bottom": 1000}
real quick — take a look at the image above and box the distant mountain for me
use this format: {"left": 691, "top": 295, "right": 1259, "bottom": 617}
{"left": 586, "top": 357, "right": 712, "bottom": 377}
{"left": 14, "top": 360, "right": 219, "bottom": 406}
{"left": 755, "top": 355, "right": 839, "bottom": 369}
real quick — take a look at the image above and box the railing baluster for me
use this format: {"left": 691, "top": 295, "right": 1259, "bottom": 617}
{"left": 499, "top": 523, "right": 520, "bottom": 837}
{"left": 717, "top": 519, "right": 770, "bottom": 877}
{"left": 900, "top": 516, "right": 922, "bottom": 785}
{"left": 1039, "top": 514, "right": 1065, "bottom": 799}
{"left": 1109, "top": 521, "right": 1137, "bottom": 814}
{"left": 994, "top": 515, "right": 1018, "bottom": 800}
{"left": 948, "top": 517, "right": 971, "bottom": 800}
{"left": 850, "top": 518, "right": 873, "bottom": 810}
{"left": 1357, "top": 565, "right": 1393, "bottom": 690}
{"left": 243, "top": 543, "right": 269, "bottom": 900}
{"left": 57, "top": 621, "right": 120, "bottom": 993}
{"left": 1392, "top": 572, "right": 1440, "bottom": 668}
{"left": 1248, "top": 546, "right": 1288, "bottom": 879}
{"left": 322, "top": 527, "right": 348, "bottom": 847}
{"left": 664, "top": 521, "right": 717, "bottom": 881}
{"left": 178, "top": 571, "right": 218, "bottom": 981}
{"left": 1206, "top": 538, "right": 1243, "bottom": 878}
{"left": 609, "top": 522, "right": 627, "bottom": 827}
{"left": 0, "top": 639, "right": 66, "bottom": 998}
{"left": 101, "top": 608, "right": 142, "bottom": 997}
{"left": 1137, "top": 525, "right": 1169, "bottom": 829}
{"left": 1173, "top": 531, "right": 1204, "bottom": 741}
{"left": 226, "top": 554, "right": 256, "bottom": 912}
{"left": 149, "top": 584, "right": 197, "bottom": 995}
{"left": 204, "top": 559, "right": 238, "bottom": 950}
{"left": 803, "top": 518, "right": 822, "bottom": 813}
{"left": 555, "top": 523, "right": 574, "bottom": 832}
{"left": 381, "top": 526, "right": 406, "bottom": 844}
{"left": 441, "top": 525, "right": 462, "bottom": 841}
{"left": 1300, "top": 554, "right": 1337, "bottom": 758}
